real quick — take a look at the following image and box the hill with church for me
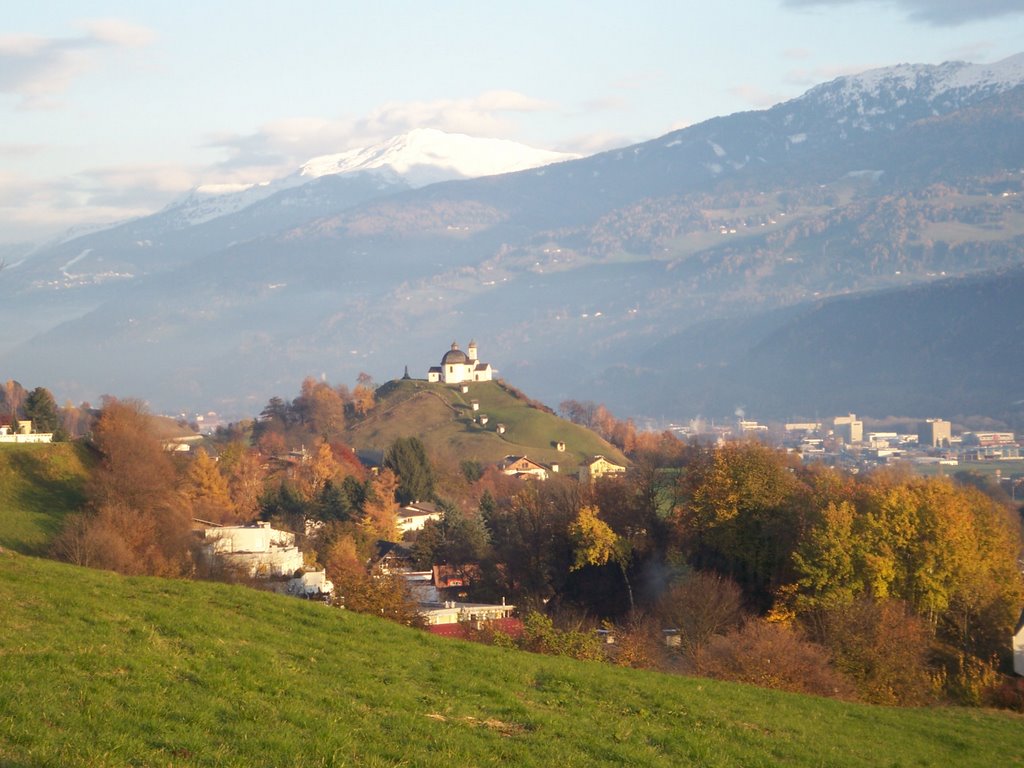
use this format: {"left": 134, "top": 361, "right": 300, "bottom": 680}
{"left": 342, "top": 374, "right": 626, "bottom": 471}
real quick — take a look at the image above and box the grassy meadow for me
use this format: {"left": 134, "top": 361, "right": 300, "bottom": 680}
{"left": 0, "top": 442, "right": 91, "bottom": 556}
{"left": 1, "top": 551, "right": 1022, "bottom": 767}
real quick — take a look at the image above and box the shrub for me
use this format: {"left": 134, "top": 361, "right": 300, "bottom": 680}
{"left": 694, "top": 618, "right": 854, "bottom": 699}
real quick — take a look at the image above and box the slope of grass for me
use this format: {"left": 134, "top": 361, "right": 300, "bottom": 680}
{"left": 0, "top": 442, "right": 91, "bottom": 555}
{"left": 1, "top": 552, "right": 1021, "bottom": 768}
{"left": 348, "top": 379, "right": 627, "bottom": 470}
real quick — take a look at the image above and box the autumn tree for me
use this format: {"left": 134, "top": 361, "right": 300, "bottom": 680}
{"left": 325, "top": 533, "right": 420, "bottom": 625}
{"left": 785, "top": 470, "right": 1024, "bottom": 697}
{"left": 293, "top": 377, "right": 346, "bottom": 440}
{"left": 299, "top": 442, "right": 342, "bottom": 498}
{"left": 182, "top": 447, "right": 236, "bottom": 524}
{"left": 482, "top": 482, "right": 576, "bottom": 601}
{"left": 569, "top": 505, "right": 635, "bottom": 609}
{"left": 2, "top": 379, "right": 26, "bottom": 425}
{"left": 673, "top": 441, "right": 809, "bottom": 607}
{"left": 216, "top": 441, "right": 265, "bottom": 519}
{"left": 656, "top": 571, "right": 746, "bottom": 661}
{"left": 350, "top": 373, "right": 377, "bottom": 418}
{"left": 54, "top": 398, "right": 191, "bottom": 576}
{"left": 801, "top": 598, "right": 935, "bottom": 706}
{"left": 362, "top": 468, "right": 400, "bottom": 541}
{"left": 694, "top": 619, "right": 853, "bottom": 699}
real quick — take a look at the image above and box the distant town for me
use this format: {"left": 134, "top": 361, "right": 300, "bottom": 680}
{"left": 669, "top": 413, "right": 1021, "bottom": 488}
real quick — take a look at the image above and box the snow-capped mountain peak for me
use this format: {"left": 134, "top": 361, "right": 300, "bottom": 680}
{"left": 782, "top": 52, "right": 1024, "bottom": 137}
{"left": 821, "top": 52, "right": 1024, "bottom": 103}
{"left": 157, "top": 129, "right": 578, "bottom": 229}
{"left": 299, "top": 128, "right": 579, "bottom": 187}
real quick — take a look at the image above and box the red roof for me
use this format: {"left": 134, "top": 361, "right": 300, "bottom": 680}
{"left": 428, "top": 617, "right": 523, "bottom": 639}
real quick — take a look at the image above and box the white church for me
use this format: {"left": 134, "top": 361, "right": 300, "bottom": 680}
{"left": 427, "top": 340, "right": 494, "bottom": 384}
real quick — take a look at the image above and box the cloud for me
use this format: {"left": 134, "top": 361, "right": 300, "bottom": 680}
{"left": 75, "top": 164, "right": 195, "bottom": 208}
{"left": 78, "top": 19, "right": 155, "bottom": 47}
{"left": 0, "top": 162, "right": 194, "bottom": 244}
{"left": 581, "top": 95, "right": 629, "bottom": 113}
{"left": 782, "top": 0, "right": 1024, "bottom": 27}
{"left": 206, "top": 91, "right": 562, "bottom": 180}
{"left": 0, "top": 18, "right": 155, "bottom": 108}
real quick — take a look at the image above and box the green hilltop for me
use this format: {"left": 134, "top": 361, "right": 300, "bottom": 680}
{"left": 0, "top": 442, "right": 91, "bottom": 556}
{"left": 2, "top": 550, "right": 1021, "bottom": 768}
{"left": 346, "top": 378, "right": 628, "bottom": 470}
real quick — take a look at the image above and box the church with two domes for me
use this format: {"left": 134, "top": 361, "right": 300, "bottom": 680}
{"left": 427, "top": 340, "right": 494, "bottom": 384}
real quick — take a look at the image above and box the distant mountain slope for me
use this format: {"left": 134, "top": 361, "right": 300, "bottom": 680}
{"left": 0, "top": 129, "right": 575, "bottom": 314}
{"left": 2, "top": 56, "right": 1022, "bottom": 419}
{"left": 346, "top": 379, "right": 627, "bottom": 469}
{"left": 597, "top": 265, "right": 1024, "bottom": 423}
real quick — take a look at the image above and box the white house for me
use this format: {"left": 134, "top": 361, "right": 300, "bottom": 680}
{"left": 1014, "top": 608, "right": 1024, "bottom": 676}
{"left": 286, "top": 570, "right": 335, "bottom": 599}
{"left": 499, "top": 455, "right": 550, "bottom": 481}
{"left": 427, "top": 340, "right": 493, "bottom": 384}
{"left": 420, "top": 599, "right": 516, "bottom": 629}
{"left": 0, "top": 420, "right": 53, "bottom": 444}
{"left": 200, "top": 521, "right": 305, "bottom": 578}
{"left": 397, "top": 501, "right": 444, "bottom": 535}
{"left": 578, "top": 455, "right": 627, "bottom": 483}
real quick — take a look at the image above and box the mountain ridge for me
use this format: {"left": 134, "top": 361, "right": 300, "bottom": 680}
{"left": 2, "top": 55, "right": 1022, "bottom": 422}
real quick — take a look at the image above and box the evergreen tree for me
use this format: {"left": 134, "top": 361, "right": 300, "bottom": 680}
{"left": 382, "top": 436, "right": 434, "bottom": 505}
{"left": 24, "top": 386, "right": 65, "bottom": 439}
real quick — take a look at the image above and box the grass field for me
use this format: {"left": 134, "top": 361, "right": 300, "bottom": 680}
{"left": 0, "top": 442, "right": 90, "bottom": 556}
{"left": 1, "top": 551, "right": 1022, "bottom": 767}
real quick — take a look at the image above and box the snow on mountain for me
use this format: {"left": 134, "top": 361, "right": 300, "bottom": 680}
{"left": 299, "top": 128, "right": 579, "bottom": 187}
{"left": 158, "top": 129, "right": 578, "bottom": 229}
{"left": 797, "top": 53, "right": 1024, "bottom": 133}
{"left": 158, "top": 178, "right": 304, "bottom": 228}
{"left": 943, "top": 52, "right": 1024, "bottom": 91}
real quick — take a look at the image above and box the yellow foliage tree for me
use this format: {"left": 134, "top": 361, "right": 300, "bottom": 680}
{"left": 569, "top": 505, "right": 634, "bottom": 609}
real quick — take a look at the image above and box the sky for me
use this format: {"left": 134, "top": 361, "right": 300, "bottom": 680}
{"left": 2, "top": 0, "right": 1022, "bottom": 247}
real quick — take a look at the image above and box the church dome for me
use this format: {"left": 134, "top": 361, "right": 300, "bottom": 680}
{"left": 441, "top": 342, "right": 469, "bottom": 365}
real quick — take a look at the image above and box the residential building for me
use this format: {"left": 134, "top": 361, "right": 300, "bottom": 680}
{"left": 397, "top": 501, "right": 443, "bottom": 535}
{"left": 500, "top": 455, "right": 550, "bottom": 480}
{"left": 579, "top": 455, "right": 627, "bottom": 482}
